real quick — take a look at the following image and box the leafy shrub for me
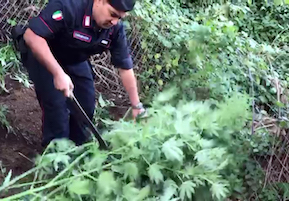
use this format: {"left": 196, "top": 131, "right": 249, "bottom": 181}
{"left": 129, "top": 1, "right": 287, "bottom": 113}
{"left": 0, "top": 89, "right": 264, "bottom": 201}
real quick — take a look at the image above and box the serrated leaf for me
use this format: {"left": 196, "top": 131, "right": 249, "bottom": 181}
{"left": 98, "top": 94, "right": 106, "bottom": 108}
{"left": 68, "top": 178, "right": 90, "bottom": 195}
{"left": 179, "top": 181, "right": 196, "bottom": 200}
{"left": 210, "top": 182, "right": 229, "bottom": 200}
{"left": 84, "top": 151, "right": 107, "bottom": 170}
{"left": 160, "top": 179, "right": 178, "bottom": 201}
{"left": 123, "top": 182, "right": 139, "bottom": 200}
{"left": 51, "top": 139, "right": 75, "bottom": 152}
{"left": 124, "top": 162, "right": 138, "bottom": 181}
{"left": 148, "top": 163, "right": 163, "bottom": 184}
{"left": 174, "top": 118, "right": 191, "bottom": 135}
{"left": 97, "top": 171, "right": 116, "bottom": 195}
{"left": 135, "top": 185, "right": 150, "bottom": 201}
{"left": 195, "top": 148, "right": 227, "bottom": 171}
{"left": 1, "top": 170, "right": 12, "bottom": 189}
{"left": 162, "top": 137, "right": 184, "bottom": 162}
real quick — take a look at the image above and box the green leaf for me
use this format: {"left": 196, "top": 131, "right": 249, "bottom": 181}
{"left": 275, "top": 101, "right": 285, "bottom": 108}
{"left": 156, "top": 65, "right": 162, "bottom": 72}
{"left": 158, "top": 79, "right": 164, "bottom": 86}
{"left": 174, "top": 118, "right": 191, "bottom": 135}
{"left": 141, "top": 42, "right": 148, "bottom": 49}
{"left": 53, "top": 154, "right": 71, "bottom": 171}
{"left": 172, "top": 58, "right": 179, "bottom": 66}
{"left": 274, "top": 0, "right": 282, "bottom": 5}
{"left": 148, "top": 163, "right": 164, "bottom": 184}
{"left": 160, "top": 179, "right": 178, "bottom": 201}
{"left": 162, "top": 137, "right": 184, "bottom": 162}
{"left": 84, "top": 150, "right": 107, "bottom": 170}
{"left": 123, "top": 182, "right": 139, "bottom": 200}
{"left": 97, "top": 171, "right": 116, "bottom": 195}
{"left": 98, "top": 94, "right": 106, "bottom": 108}
{"left": 7, "top": 19, "right": 16, "bottom": 26}
{"left": 123, "top": 162, "right": 138, "bottom": 181}
{"left": 155, "top": 53, "right": 161, "bottom": 59}
{"left": 68, "top": 178, "right": 90, "bottom": 195}
{"left": 195, "top": 148, "right": 227, "bottom": 171}
{"left": 1, "top": 170, "right": 12, "bottom": 189}
{"left": 210, "top": 182, "right": 229, "bottom": 200}
{"left": 135, "top": 185, "right": 150, "bottom": 201}
{"left": 179, "top": 181, "right": 196, "bottom": 200}
{"left": 155, "top": 87, "right": 178, "bottom": 103}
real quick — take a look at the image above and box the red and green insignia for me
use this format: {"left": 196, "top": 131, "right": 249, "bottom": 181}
{"left": 52, "top": 10, "right": 63, "bottom": 21}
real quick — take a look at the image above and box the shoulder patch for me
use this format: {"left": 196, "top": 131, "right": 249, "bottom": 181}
{"left": 73, "top": 31, "right": 92, "bottom": 43}
{"left": 52, "top": 10, "right": 63, "bottom": 21}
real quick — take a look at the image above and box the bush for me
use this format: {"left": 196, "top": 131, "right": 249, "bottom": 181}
{"left": 0, "top": 89, "right": 270, "bottom": 200}
{"left": 129, "top": 1, "right": 288, "bottom": 116}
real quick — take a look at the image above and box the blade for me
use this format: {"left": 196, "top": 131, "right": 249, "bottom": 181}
{"left": 69, "top": 94, "right": 108, "bottom": 150}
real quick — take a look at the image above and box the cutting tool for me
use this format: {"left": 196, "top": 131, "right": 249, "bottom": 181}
{"left": 69, "top": 93, "right": 108, "bottom": 150}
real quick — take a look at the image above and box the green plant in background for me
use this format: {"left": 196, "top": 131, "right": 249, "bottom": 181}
{"left": 0, "top": 44, "right": 29, "bottom": 93}
{"left": 93, "top": 93, "right": 115, "bottom": 130}
{"left": 0, "top": 104, "right": 13, "bottom": 134}
{"left": 128, "top": 0, "right": 288, "bottom": 116}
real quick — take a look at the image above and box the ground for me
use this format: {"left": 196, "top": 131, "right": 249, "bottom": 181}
{"left": 0, "top": 76, "right": 42, "bottom": 189}
{"left": 0, "top": 75, "right": 129, "bottom": 197}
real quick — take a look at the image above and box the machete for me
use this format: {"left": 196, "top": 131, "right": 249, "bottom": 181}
{"left": 69, "top": 93, "right": 108, "bottom": 150}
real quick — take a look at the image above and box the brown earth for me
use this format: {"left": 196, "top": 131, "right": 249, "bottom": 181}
{"left": 0, "top": 76, "right": 43, "bottom": 190}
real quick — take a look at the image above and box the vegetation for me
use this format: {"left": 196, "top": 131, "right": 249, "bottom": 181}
{"left": 0, "top": 104, "right": 13, "bottom": 133}
{"left": 1, "top": 0, "right": 289, "bottom": 200}
{"left": 0, "top": 43, "right": 30, "bottom": 93}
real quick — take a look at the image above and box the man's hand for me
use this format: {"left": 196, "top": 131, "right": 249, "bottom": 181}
{"left": 53, "top": 72, "right": 74, "bottom": 97}
{"left": 132, "top": 108, "right": 146, "bottom": 119}
{"left": 24, "top": 28, "right": 74, "bottom": 97}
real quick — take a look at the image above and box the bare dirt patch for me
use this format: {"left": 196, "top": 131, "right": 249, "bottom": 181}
{"left": 0, "top": 76, "right": 42, "bottom": 197}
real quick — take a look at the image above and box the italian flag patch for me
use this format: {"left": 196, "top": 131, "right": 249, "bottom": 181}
{"left": 52, "top": 10, "right": 63, "bottom": 21}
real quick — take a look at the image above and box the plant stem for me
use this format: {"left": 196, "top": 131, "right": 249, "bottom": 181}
{"left": 46, "top": 185, "right": 66, "bottom": 199}
{"left": 1, "top": 159, "right": 126, "bottom": 200}
{"left": 0, "top": 166, "right": 42, "bottom": 192}
{"left": 7, "top": 180, "right": 49, "bottom": 190}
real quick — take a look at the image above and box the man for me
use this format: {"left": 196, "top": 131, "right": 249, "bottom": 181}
{"left": 20, "top": 0, "right": 144, "bottom": 147}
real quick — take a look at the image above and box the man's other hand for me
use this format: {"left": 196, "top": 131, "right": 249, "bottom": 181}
{"left": 132, "top": 108, "right": 147, "bottom": 119}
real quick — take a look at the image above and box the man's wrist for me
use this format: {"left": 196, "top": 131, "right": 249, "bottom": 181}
{"left": 131, "top": 102, "right": 143, "bottom": 109}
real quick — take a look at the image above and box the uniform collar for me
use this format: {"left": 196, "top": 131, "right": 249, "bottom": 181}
{"left": 83, "top": 0, "right": 99, "bottom": 31}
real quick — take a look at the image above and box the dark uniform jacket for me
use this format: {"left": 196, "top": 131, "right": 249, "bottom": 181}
{"left": 27, "top": 0, "right": 133, "bottom": 69}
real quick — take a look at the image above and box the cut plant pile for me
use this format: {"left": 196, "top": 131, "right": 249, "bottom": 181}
{"left": 0, "top": 91, "right": 256, "bottom": 200}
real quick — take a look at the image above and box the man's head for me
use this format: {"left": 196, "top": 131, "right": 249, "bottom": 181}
{"left": 92, "top": 0, "right": 135, "bottom": 29}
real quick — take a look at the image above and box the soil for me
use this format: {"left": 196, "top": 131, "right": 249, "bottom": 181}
{"left": 0, "top": 76, "right": 43, "bottom": 194}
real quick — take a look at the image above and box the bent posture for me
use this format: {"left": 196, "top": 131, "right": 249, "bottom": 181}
{"left": 22, "top": 0, "right": 143, "bottom": 147}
